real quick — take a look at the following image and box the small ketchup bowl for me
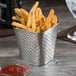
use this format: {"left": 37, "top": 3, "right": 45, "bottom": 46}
{"left": 0, "top": 60, "right": 30, "bottom": 76}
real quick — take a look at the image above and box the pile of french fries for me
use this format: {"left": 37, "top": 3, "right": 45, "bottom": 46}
{"left": 11, "top": 1, "right": 58, "bottom": 32}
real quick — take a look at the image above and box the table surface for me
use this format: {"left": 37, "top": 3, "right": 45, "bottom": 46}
{"left": 0, "top": 1, "right": 76, "bottom": 76}
{"left": 0, "top": 38, "right": 76, "bottom": 76}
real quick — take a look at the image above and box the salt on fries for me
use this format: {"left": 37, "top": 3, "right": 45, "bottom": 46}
{"left": 11, "top": 1, "right": 58, "bottom": 33}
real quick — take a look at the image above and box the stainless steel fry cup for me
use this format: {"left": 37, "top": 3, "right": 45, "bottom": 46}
{"left": 14, "top": 24, "right": 58, "bottom": 66}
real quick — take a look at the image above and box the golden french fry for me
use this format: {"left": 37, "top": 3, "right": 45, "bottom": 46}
{"left": 46, "top": 9, "right": 54, "bottom": 22}
{"left": 27, "top": 1, "right": 39, "bottom": 27}
{"left": 38, "top": 8, "right": 42, "bottom": 20}
{"left": 20, "top": 8, "right": 28, "bottom": 17}
{"left": 12, "top": 2, "right": 58, "bottom": 33}
{"left": 22, "top": 27, "right": 32, "bottom": 32}
{"left": 36, "top": 14, "right": 45, "bottom": 32}
{"left": 45, "top": 21, "right": 51, "bottom": 29}
{"left": 41, "top": 26, "right": 45, "bottom": 32}
{"left": 40, "top": 14, "right": 45, "bottom": 27}
{"left": 20, "top": 8, "right": 28, "bottom": 22}
{"left": 35, "top": 7, "right": 43, "bottom": 27}
{"left": 48, "top": 22, "right": 51, "bottom": 29}
{"left": 43, "top": 9, "right": 54, "bottom": 29}
{"left": 35, "top": 8, "right": 38, "bottom": 20}
{"left": 16, "top": 26, "right": 23, "bottom": 29}
{"left": 39, "top": 20, "right": 42, "bottom": 27}
{"left": 14, "top": 8, "right": 21, "bottom": 16}
{"left": 12, "top": 16, "right": 21, "bottom": 21}
{"left": 44, "top": 22, "right": 50, "bottom": 30}
{"left": 42, "top": 14, "right": 45, "bottom": 22}
{"left": 30, "top": 1, "right": 39, "bottom": 13}
{"left": 53, "top": 15, "right": 57, "bottom": 24}
{"left": 20, "top": 18, "right": 25, "bottom": 25}
{"left": 31, "top": 12, "right": 36, "bottom": 32}
{"left": 36, "top": 26, "right": 40, "bottom": 32}
{"left": 51, "top": 15, "right": 57, "bottom": 27}
{"left": 35, "top": 7, "right": 42, "bottom": 21}
{"left": 11, "top": 22, "right": 26, "bottom": 29}
{"left": 12, "top": 16, "right": 26, "bottom": 25}
{"left": 11, "top": 22, "right": 32, "bottom": 32}
{"left": 40, "top": 14, "right": 45, "bottom": 28}
{"left": 14, "top": 8, "right": 27, "bottom": 23}
{"left": 26, "top": 14, "right": 31, "bottom": 28}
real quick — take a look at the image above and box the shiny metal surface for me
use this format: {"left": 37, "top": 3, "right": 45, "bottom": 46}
{"left": 14, "top": 25, "right": 57, "bottom": 66}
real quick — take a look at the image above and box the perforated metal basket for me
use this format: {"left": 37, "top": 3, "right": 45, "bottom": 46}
{"left": 14, "top": 24, "right": 57, "bottom": 66}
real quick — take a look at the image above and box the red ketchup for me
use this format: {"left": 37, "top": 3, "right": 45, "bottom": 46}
{"left": 0, "top": 65, "right": 29, "bottom": 76}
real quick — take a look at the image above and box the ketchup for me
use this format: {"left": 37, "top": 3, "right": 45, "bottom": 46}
{"left": 0, "top": 65, "right": 29, "bottom": 76}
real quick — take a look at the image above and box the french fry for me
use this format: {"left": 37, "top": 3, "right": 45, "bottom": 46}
{"left": 36, "top": 26, "right": 40, "bottom": 32}
{"left": 23, "top": 27, "right": 33, "bottom": 32}
{"left": 48, "top": 22, "right": 51, "bottom": 29}
{"left": 14, "top": 8, "right": 21, "bottom": 16}
{"left": 41, "top": 26, "right": 45, "bottom": 32}
{"left": 16, "top": 26, "right": 23, "bottom": 29}
{"left": 27, "top": 1, "right": 39, "bottom": 28}
{"left": 30, "top": 1, "right": 39, "bottom": 13}
{"left": 40, "top": 14, "right": 45, "bottom": 27}
{"left": 51, "top": 15, "right": 57, "bottom": 27}
{"left": 35, "top": 7, "right": 43, "bottom": 27}
{"left": 11, "top": 22, "right": 27, "bottom": 29}
{"left": 26, "top": 14, "right": 31, "bottom": 28}
{"left": 44, "top": 23, "right": 49, "bottom": 30}
{"left": 35, "top": 8, "right": 38, "bottom": 21}
{"left": 11, "top": 22, "right": 32, "bottom": 32}
{"left": 14, "top": 8, "right": 28, "bottom": 23}
{"left": 31, "top": 12, "right": 36, "bottom": 32}
{"left": 20, "top": 18, "right": 25, "bottom": 25}
{"left": 35, "top": 7, "right": 42, "bottom": 21}
{"left": 43, "top": 9, "right": 54, "bottom": 30}
{"left": 20, "top": 8, "right": 28, "bottom": 17}
{"left": 42, "top": 14, "right": 45, "bottom": 22}
{"left": 38, "top": 8, "right": 42, "bottom": 20}
{"left": 20, "top": 8, "right": 28, "bottom": 22}
{"left": 46, "top": 9, "right": 54, "bottom": 22}
{"left": 54, "top": 15, "right": 57, "bottom": 24}
{"left": 12, "top": 16, "right": 26, "bottom": 25}
{"left": 12, "top": 16, "right": 21, "bottom": 21}
{"left": 12, "top": 1, "right": 58, "bottom": 32}
{"left": 41, "top": 15, "right": 45, "bottom": 27}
